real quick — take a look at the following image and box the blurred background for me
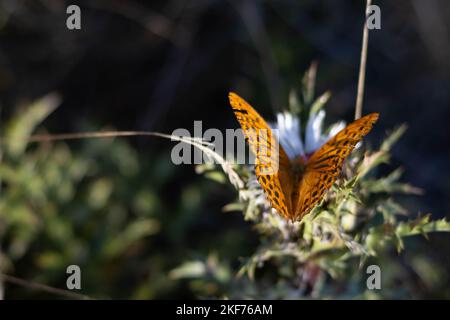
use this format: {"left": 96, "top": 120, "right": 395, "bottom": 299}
{"left": 0, "top": 0, "right": 449, "bottom": 299}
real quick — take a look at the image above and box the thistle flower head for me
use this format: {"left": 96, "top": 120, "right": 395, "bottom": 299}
{"left": 272, "top": 109, "right": 345, "bottom": 160}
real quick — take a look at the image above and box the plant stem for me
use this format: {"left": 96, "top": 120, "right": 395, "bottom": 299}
{"left": 0, "top": 273, "right": 91, "bottom": 300}
{"left": 355, "top": 0, "right": 372, "bottom": 120}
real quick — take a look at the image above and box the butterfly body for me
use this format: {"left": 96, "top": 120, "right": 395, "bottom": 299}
{"left": 287, "top": 156, "right": 306, "bottom": 211}
{"left": 228, "top": 92, "right": 379, "bottom": 221}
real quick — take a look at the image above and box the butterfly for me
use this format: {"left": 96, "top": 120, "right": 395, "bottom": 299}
{"left": 228, "top": 92, "right": 379, "bottom": 221}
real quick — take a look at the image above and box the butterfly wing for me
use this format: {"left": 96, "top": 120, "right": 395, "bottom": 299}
{"left": 294, "top": 112, "right": 379, "bottom": 220}
{"left": 228, "top": 92, "right": 293, "bottom": 219}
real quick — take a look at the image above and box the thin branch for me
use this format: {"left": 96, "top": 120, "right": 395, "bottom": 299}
{"left": 0, "top": 273, "right": 91, "bottom": 300}
{"left": 355, "top": 0, "right": 372, "bottom": 120}
{"left": 0, "top": 131, "right": 159, "bottom": 144}
{"left": 0, "top": 130, "right": 244, "bottom": 190}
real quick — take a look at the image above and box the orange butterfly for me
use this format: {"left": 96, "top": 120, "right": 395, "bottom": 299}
{"left": 228, "top": 92, "right": 379, "bottom": 221}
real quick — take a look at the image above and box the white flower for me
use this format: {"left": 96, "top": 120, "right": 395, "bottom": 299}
{"left": 273, "top": 112, "right": 305, "bottom": 160}
{"left": 272, "top": 110, "right": 345, "bottom": 160}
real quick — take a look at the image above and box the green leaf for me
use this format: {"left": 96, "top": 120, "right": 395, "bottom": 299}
{"left": 169, "top": 261, "right": 207, "bottom": 280}
{"left": 396, "top": 215, "right": 450, "bottom": 238}
{"left": 381, "top": 125, "right": 407, "bottom": 152}
{"left": 309, "top": 91, "right": 331, "bottom": 116}
{"left": 4, "top": 93, "right": 61, "bottom": 157}
{"left": 288, "top": 89, "right": 301, "bottom": 115}
{"left": 302, "top": 61, "right": 318, "bottom": 106}
{"left": 104, "top": 218, "right": 160, "bottom": 258}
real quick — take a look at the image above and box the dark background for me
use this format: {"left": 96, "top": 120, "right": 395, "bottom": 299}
{"left": 0, "top": 0, "right": 449, "bottom": 298}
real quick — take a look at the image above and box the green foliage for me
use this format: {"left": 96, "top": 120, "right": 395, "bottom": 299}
{"left": 1, "top": 72, "right": 449, "bottom": 299}
{"left": 0, "top": 96, "right": 177, "bottom": 298}
{"left": 0, "top": 95, "right": 257, "bottom": 299}
{"left": 176, "top": 66, "right": 450, "bottom": 299}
